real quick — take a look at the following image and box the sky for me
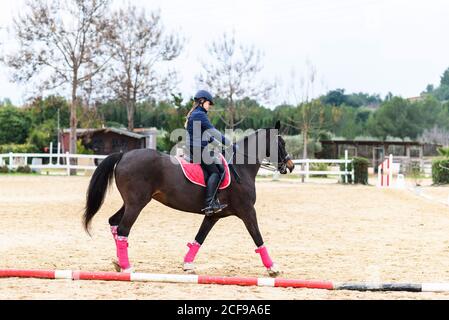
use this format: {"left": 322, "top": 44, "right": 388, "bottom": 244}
{"left": 1, "top": 0, "right": 449, "bottom": 107}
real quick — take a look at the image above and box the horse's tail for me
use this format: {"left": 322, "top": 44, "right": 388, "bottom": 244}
{"left": 83, "top": 152, "right": 124, "bottom": 233}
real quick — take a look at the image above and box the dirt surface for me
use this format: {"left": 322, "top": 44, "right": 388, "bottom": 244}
{"left": 1, "top": 175, "right": 449, "bottom": 300}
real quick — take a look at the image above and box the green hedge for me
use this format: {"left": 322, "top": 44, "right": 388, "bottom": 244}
{"left": 432, "top": 159, "right": 449, "bottom": 185}
{"left": 0, "top": 165, "right": 35, "bottom": 174}
{"left": 340, "top": 157, "right": 369, "bottom": 185}
{"left": 0, "top": 143, "right": 38, "bottom": 153}
{"left": 16, "top": 165, "right": 32, "bottom": 174}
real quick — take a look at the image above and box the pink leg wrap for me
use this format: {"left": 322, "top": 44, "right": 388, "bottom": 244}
{"left": 116, "top": 236, "right": 131, "bottom": 270}
{"left": 184, "top": 242, "right": 201, "bottom": 263}
{"left": 255, "top": 245, "right": 274, "bottom": 269}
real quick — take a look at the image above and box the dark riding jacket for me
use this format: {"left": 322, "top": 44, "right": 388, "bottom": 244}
{"left": 186, "top": 106, "right": 230, "bottom": 149}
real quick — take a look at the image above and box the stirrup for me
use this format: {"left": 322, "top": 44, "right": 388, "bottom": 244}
{"left": 202, "top": 200, "right": 227, "bottom": 216}
{"left": 202, "top": 206, "right": 215, "bottom": 217}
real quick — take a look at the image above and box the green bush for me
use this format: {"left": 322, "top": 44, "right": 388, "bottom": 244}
{"left": 340, "top": 157, "right": 369, "bottom": 184}
{"left": 27, "top": 127, "right": 51, "bottom": 151}
{"left": 432, "top": 159, "right": 449, "bottom": 185}
{"left": 16, "top": 165, "right": 32, "bottom": 174}
{"left": 0, "top": 143, "right": 39, "bottom": 153}
{"left": 283, "top": 135, "right": 322, "bottom": 159}
{"left": 310, "top": 163, "right": 328, "bottom": 178}
{"left": 0, "top": 166, "right": 9, "bottom": 173}
{"left": 77, "top": 140, "right": 94, "bottom": 155}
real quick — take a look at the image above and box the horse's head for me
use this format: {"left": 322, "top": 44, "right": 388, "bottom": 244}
{"left": 266, "top": 121, "right": 295, "bottom": 174}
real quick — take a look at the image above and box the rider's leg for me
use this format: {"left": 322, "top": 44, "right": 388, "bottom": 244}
{"left": 201, "top": 163, "right": 227, "bottom": 216}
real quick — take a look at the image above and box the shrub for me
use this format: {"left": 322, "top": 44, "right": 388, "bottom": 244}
{"left": 310, "top": 163, "right": 328, "bottom": 178}
{"left": 340, "top": 157, "right": 369, "bottom": 184}
{"left": 283, "top": 135, "right": 322, "bottom": 159}
{"left": 27, "top": 127, "right": 51, "bottom": 151}
{"left": 0, "top": 166, "right": 9, "bottom": 173}
{"left": 16, "top": 165, "right": 32, "bottom": 174}
{"left": 432, "top": 159, "right": 449, "bottom": 185}
{"left": 0, "top": 143, "right": 39, "bottom": 153}
{"left": 77, "top": 140, "right": 94, "bottom": 155}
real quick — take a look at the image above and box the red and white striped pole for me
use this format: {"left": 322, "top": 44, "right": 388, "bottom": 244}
{"left": 0, "top": 269, "right": 333, "bottom": 290}
{"left": 378, "top": 154, "right": 394, "bottom": 188}
{"left": 1, "top": 269, "right": 449, "bottom": 292}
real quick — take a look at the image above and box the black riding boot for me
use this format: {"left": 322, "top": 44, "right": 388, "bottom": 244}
{"left": 202, "top": 173, "right": 227, "bottom": 216}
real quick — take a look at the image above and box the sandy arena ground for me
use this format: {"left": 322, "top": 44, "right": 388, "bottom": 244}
{"left": 1, "top": 175, "right": 449, "bottom": 300}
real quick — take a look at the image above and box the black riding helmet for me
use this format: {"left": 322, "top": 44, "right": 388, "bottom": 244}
{"left": 194, "top": 90, "right": 214, "bottom": 105}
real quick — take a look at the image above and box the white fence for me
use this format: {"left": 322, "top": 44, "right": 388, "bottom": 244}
{"left": 1, "top": 150, "right": 354, "bottom": 182}
{"left": 260, "top": 150, "right": 355, "bottom": 183}
{"left": 0, "top": 152, "right": 107, "bottom": 176}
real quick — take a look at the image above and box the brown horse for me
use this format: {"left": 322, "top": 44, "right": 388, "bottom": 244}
{"left": 83, "top": 121, "right": 295, "bottom": 277}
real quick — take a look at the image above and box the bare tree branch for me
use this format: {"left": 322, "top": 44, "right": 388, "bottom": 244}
{"left": 101, "top": 5, "right": 183, "bottom": 131}
{"left": 2, "top": 0, "right": 112, "bottom": 156}
{"left": 197, "top": 32, "right": 274, "bottom": 129}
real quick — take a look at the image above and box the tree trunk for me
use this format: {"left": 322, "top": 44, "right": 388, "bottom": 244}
{"left": 69, "top": 78, "right": 78, "bottom": 176}
{"left": 127, "top": 101, "right": 135, "bottom": 132}
{"left": 301, "top": 126, "right": 308, "bottom": 183}
{"left": 229, "top": 99, "right": 235, "bottom": 129}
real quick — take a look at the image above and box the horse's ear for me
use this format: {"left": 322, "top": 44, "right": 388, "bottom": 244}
{"left": 275, "top": 120, "right": 281, "bottom": 130}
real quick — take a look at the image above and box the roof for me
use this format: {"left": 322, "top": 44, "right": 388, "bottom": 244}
{"left": 133, "top": 127, "right": 158, "bottom": 134}
{"left": 62, "top": 128, "right": 146, "bottom": 140}
{"left": 320, "top": 139, "right": 423, "bottom": 146}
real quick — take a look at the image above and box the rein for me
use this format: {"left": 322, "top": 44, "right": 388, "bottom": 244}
{"left": 227, "top": 144, "right": 288, "bottom": 173}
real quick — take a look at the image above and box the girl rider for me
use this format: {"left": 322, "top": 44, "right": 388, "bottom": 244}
{"left": 185, "top": 90, "right": 232, "bottom": 216}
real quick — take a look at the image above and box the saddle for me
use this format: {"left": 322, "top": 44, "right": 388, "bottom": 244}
{"left": 175, "top": 153, "right": 231, "bottom": 190}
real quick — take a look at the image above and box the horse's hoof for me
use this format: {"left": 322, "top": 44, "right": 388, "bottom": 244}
{"left": 112, "top": 260, "right": 133, "bottom": 273}
{"left": 112, "top": 260, "right": 121, "bottom": 272}
{"left": 183, "top": 262, "right": 196, "bottom": 274}
{"left": 267, "top": 264, "right": 282, "bottom": 278}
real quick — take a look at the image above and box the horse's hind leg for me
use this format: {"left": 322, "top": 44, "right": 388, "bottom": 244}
{"left": 108, "top": 205, "right": 125, "bottom": 240}
{"left": 108, "top": 206, "right": 125, "bottom": 271}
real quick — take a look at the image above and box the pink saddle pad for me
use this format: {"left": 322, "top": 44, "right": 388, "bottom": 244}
{"left": 175, "top": 154, "right": 231, "bottom": 190}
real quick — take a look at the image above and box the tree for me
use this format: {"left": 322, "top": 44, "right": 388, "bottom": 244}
{"left": 366, "top": 97, "right": 424, "bottom": 139}
{"left": 321, "top": 89, "right": 346, "bottom": 106}
{"left": 197, "top": 32, "right": 274, "bottom": 129}
{"left": 285, "top": 62, "right": 325, "bottom": 182}
{"left": 25, "top": 96, "right": 70, "bottom": 129}
{"left": 103, "top": 5, "right": 183, "bottom": 131}
{"left": 0, "top": 107, "right": 32, "bottom": 145}
{"left": 441, "top": 67, "right": 449, "bottom": 87}
{"left": 2, "top": 0, "right": 112, "bottom": 156}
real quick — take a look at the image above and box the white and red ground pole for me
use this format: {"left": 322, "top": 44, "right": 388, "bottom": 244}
{"left": 1, "top": 269, "right": 449, "bottom": 292}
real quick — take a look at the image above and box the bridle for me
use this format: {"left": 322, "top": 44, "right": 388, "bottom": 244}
{"left": 227, "top": 136, "right": 291, "bottom": 173}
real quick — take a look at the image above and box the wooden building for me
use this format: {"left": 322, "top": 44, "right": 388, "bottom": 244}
{"left": 61, "top": 127, "right": 158, "bottom": 155}
{"left": 317, "top": 138, "right": 441, "bottom": 171}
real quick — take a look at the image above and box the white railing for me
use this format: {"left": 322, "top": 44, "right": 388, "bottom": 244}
{"left": 0, "top": 152, "right": 107, "bottom": 176}
{"left": 1, "top": 150, "right": 355, "bottom": 181}
{"left": 261, "top": 150, "right": 354, "bottom": 183}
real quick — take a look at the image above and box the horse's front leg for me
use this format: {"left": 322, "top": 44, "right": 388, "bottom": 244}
{"left": 241, "top": 207, "right": 281, "bottom": 277}
{"left": 183, "top": 216, "right": 219, "bottom": 273}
